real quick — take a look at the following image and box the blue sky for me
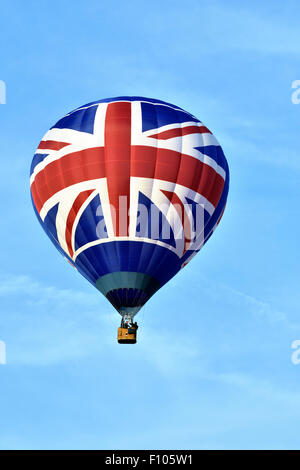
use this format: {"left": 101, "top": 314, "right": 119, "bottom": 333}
{"left": 0, "top": 0, "right": 300, "bottom": 450}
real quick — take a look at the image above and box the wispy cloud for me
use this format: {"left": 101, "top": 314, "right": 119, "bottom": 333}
{"left": 0, "top": 273, "right": 117, "bottom": 365}
{"left": 0, "top": 274, "right": 98, "bottom": 307}
{"left": 219, "top": 132, "right": 300, "bottom": 172}
{"left": 216, "top": 282, "right": 287, "bottom": 323}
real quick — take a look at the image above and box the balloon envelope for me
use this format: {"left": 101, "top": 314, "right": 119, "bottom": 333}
{"left": 30, "top": 96, "right": 229, "bottom": 316}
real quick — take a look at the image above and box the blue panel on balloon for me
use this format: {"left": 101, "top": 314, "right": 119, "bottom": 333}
{"left": 75, "top": 194, "right": 107, "bottom": 251}
{"left": 30, "top": 153, "right": 49, "bottom": 175}
{"left": 194, "top": 145, "right": 228, "bottom": 173}
{"left": 74, "top": 241, "right": 181, "bottom": 286}
{"left": 106, "top": 288, "right": 149, "bottom": 310}
{"left": 185, "top": 196, "right": 211, "bottom": 242}
{"left": 136, "top": 192, "right": 176, "bottom": 248}
{"left": 43, "top": 203, "right": 59, "bottom": 243}
{"left": 51, "top": 106, "right": 97, "bottom": 134}
{"left": 141, "top": 102, "right": 199, "bottom": 132}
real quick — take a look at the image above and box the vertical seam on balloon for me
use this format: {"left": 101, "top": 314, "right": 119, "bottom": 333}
{"left": 193, "top": 144, "right": 219, "bottom": 252}
{"left": 184, "top": 125, "right": 211, "bottom": 255}
{"left": 132, "top": 104, "right": 150, "bottom": 309}
{"left": 139, "top": 105, "right": 182, "bottom": 286}
{"left": 64, "top": 108, "right": 90, "bottom": 264}
{"left": 203, "top": 153, "right": 229, "bottom": 243}
{"left": 163, "top": 108, "right": 185, "bottom": 253}
{"left": 129, "top": 103, "right": 140, "bottom": 310}
{"left": 202, "top": 144, "right": 225, "bottom": 242}
{"left": 148, "top": 107, "right": 186, "bottom": 282}
{"left": 135, "top": 101, "right": 160, "bottom": 282}
{"left": 101, "top": 103, "right": 116, "bottom": 280}
{"left": 85, "top": 106, "right": 109, "bottom": 275}
{"left": 32, "top": 144, "right": 59, "bottom": 224}
{"left": 84, "top": 107, "right": 102, "bottom": 267}
{"left": 190, "top": 143, "right": 226, "bottom": 260}
{"left": 45, "top": 150, "right": 66, "bottom": 249}
{"left": 98, "top": 104, "right": 111, "bottom": 277}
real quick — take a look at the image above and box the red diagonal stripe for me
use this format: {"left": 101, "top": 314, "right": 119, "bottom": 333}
{"left": 148, "top": 125, "right": 212, "bottom": 140}
{"left": 65, "top": 189, "right": 94, "bottom": 258}
{"left": 161, "top": 190, "right": 192, "bottom": 253}
{"left": 38, "top": 140, "right": 71, "bottom": 151}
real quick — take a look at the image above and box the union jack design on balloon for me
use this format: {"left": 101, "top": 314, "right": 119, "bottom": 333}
{"left": 30, "top": 96, "right": 229, "bottom": 323}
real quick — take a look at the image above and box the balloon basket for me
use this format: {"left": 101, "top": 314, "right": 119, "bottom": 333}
{"left": 117, "top": 327, "right": 137, "bottom": 344}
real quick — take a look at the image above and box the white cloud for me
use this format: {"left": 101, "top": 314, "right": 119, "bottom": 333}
{"left": 0, "top": 274, "right": 97, "bottom": 307}
{"left": 219, "top": 282, "right": 287, "bottom": 323}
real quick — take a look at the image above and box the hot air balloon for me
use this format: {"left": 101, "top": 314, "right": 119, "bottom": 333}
{"left": 30, "top": 96, "right": 229, "bottom": 344}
